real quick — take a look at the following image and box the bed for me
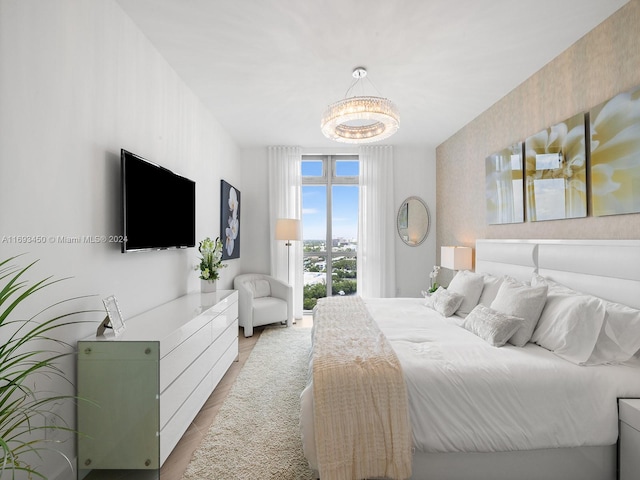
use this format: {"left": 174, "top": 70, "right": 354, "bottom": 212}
{"left": 300, "top": 239, "right": 640, "bottom": 480}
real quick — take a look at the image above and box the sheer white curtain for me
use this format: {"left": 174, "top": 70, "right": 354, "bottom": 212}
{"left": 358, "top": 145, "right": 396, "bottom": 297}
{"left": 268, "top": 146, "right": 303, "bottom": 319}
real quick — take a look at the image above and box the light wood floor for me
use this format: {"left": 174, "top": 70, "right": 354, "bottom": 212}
{"left": 159, "top": 316, "right": 313, "bottom": 479}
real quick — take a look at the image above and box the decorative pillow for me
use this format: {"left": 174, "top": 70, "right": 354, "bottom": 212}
{"left": 585, "top": 301, "right": 640, "bottom": 365}
{"left": 477, "top": 274, "right": 504, "bottom": 307}
{"left": 446, "top": 270, "right": 484, "bottom": 317}
{"left": 532, "top": 274, "right": 640, "bottom": 365}
{"left": 463, "top": 304, "right": 523, "bottom": 347}
{"left": 248, "top": 279, "right": 271, "bottom": 298}
{"left": 426, "top": 287, "right": 464, "bottom": 317}
{"left": 490, "top": 277, "right": 548, "bottom": 347}
{"left": 531, "top": 292, "right": 606, "bottom": 364}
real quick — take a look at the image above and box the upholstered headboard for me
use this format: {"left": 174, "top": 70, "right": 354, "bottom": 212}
{"left": 475, "top": 239, "right": 640, "bottom": 309}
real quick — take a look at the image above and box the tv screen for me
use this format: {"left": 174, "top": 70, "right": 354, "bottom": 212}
{"left": 121, "top": 149, "right": 196, "bottom": 253}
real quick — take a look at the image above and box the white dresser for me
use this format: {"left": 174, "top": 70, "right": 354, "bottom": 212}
{"left": 77, "top": 290, "right": 238, "bottom": 476}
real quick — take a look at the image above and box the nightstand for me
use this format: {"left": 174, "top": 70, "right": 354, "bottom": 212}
{"left": 619, "top": 399, "right": 640, "bottom": 480}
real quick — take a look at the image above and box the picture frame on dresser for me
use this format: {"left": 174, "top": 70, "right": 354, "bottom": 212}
{"left": 98, "top": 295, "right": 126, "bottom": 336}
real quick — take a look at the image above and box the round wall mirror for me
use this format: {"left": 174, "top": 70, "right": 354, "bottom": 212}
{"left": 397, "top": 196, "right": 430, "bottom": 246}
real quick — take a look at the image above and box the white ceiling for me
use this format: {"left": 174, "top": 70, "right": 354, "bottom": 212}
{"left": 116, "top": 0, "right": 628, "bottom": 149}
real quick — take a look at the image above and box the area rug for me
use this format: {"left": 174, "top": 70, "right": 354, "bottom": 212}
{"left": 181, "top": 326, "right": 316, "bottom": 480}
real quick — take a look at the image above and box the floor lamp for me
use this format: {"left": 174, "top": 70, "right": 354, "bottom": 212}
{"left": 275, "top": 218, "right": 301, "bottom": 285}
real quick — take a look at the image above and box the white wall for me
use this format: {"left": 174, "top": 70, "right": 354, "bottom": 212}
{"left": 393, "top": 146, "right": 437, "bottom": 297}
{"left": 239, "top": 147, "right": 272, "bottom": 275}
{"left": 239, "top": 145, "right": 437, "bottom": 299}
{"left": 0, "top": 1, "right": 241, "bottom": 477}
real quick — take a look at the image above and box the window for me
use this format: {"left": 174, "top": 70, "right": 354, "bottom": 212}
{"left": 302, "top": 155, "right": 359, "bottom": 310}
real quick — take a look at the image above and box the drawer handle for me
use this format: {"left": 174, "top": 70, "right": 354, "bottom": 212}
{"left": 84, "top": 458, "right": 91, "bottom": 466}
{"left": 145, "top": 348, "right": 152, "bottom": 355}
{"left": 145, "top": 459, "right": 151, "bottom": 467}
{"left": 84, "top": 348, "right": 92, "bottom": 355}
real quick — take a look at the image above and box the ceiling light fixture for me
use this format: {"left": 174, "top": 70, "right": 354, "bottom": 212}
{"left": 321, "top": 67, "right": 399, "bottom": 144}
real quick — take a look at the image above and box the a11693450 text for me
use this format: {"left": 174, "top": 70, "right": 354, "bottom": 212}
{"left": 1, "top": 235, "right": 127, "bottom": 244}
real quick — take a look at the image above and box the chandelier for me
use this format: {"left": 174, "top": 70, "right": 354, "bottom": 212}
{"left": 321, "top": 67, "right": 399, "bottom": 144}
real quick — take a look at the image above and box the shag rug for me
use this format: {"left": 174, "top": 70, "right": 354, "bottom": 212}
{"left": 181, "top": 326, "right": 316, "bottom": 480}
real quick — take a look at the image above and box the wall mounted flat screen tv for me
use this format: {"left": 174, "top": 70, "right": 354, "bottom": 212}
{"left": 121, "top": 149, "right": 196, "bottom": 253}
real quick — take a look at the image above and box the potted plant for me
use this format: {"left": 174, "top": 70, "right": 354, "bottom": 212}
{"left": 196, "top": 237, "right": 227, "bottom": 292}
{"left": 428, "top": 265, "right": 441, "bottom": 293}
{"left": 0, "top": 255, "right": 94, "bottom": 478}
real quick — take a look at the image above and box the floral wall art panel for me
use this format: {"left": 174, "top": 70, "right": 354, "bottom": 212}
{"left": 525, "top": 112, "right": 587, "bottom": 222}
{"left": 590, "top": 85, "right": 640, "bottom": 217}
{"left": 220, "top": 179, "right": 240, "bottom": 260}
{"left": 485, "top": 143, "right": 524, "bottom": 224}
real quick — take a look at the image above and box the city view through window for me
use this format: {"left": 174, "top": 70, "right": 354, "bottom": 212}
{"left": 302, "top": 157, "right": 358, "bottom": 310}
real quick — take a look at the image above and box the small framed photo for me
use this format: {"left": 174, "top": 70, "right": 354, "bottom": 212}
{"left": 102, "top": 295, "right": 126, "bottom": 336}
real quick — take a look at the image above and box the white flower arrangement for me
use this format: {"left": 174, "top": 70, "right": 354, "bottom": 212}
{"left": 196, "top": 236, "right": 227, "bottom": 281}
{"left": 428, "top": 265, "right": 441, "bottom": 293}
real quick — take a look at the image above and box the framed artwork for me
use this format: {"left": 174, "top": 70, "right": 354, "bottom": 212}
{"left": 589, "top": 84, "right": 640, "bottom": 216}
{"left": 485, "top": 143, "right": 524, "bottom": 224}
{"left": 220, "top": 179, "right": 240, "bottom": 260}
{"left": 525, "top": 112, "right": 587, "bottom": 222}
{"left": 99, "top": 295, "right": 126, "bottom": 336}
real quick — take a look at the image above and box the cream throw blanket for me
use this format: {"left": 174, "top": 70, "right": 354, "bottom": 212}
{"left": 311, "top": 296, "right": 412, "bottom": 480}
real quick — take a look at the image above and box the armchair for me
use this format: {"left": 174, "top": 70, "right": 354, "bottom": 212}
{"left": 233, "top": 273, "right": 293, "bottom": 337}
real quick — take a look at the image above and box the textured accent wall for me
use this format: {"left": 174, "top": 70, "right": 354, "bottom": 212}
{"left": 436, "top": 0, "right": 640, "bottom": 263}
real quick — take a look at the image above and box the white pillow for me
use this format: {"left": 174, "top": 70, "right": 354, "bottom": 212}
{"left": 477, "top": 274, "right": 504, "bottom": 307}
{"left": 585, "top": 301, "right": 640, "bottom": 365}
{"left": 602, "top": 301, "right": 640, "bottom": 359}
{"left": 532, "top": 274, "right": 640, "bottom": 365}
{"left": 490, "top": 277, "right": 548, "bottom": 347}
{"left": 531, "top": 273, "right": 577, "bottom": 295}
{"left": 531, "top": 292, "right": 606, "bottom": 364}
{"left": 463, "top": 304, "right": 523, "bottom": 347}
{"left": 426, "top": 287, "right": 464, "bottom": 317}
{"left": 446, "top": 270, "right": 484, "bottom": 317}
{"left": 248, "top": 279, "right": 271, "bottom": 298}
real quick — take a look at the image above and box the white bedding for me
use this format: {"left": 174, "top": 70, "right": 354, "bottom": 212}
{"left": 301, "top": 297, "right": 640, "bottom": 469}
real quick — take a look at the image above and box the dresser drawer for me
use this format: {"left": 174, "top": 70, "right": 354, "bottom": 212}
{"left": 212, "top": 301, "right": 238, "bottom": 340}
{"left": 160, "top": 320, "right": 213, "bottom": 392}
{"left": 159, "top": 320, "right": 237, "bottom": 428}
{"left": 159, "top": 335, "right": 238, "bottom": 463}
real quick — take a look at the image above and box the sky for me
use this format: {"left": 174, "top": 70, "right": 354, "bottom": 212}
{"left": 302, "top": 161, "right": 359, "bottom": 241}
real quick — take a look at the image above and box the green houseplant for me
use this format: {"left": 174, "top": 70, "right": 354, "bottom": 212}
{"left": 0, "top": 256, "right": 94, "bottom": 478}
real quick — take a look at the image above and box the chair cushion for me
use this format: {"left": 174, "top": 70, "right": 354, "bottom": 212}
{"left": 248, "top": 279, "right": 271, "bottom": 298}
{"left": 252, "top": 297, "right": 287, "bottom": 325}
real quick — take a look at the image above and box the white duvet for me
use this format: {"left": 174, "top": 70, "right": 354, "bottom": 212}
{"left": 301, "top": 297, "right": 640, "bottom": 468}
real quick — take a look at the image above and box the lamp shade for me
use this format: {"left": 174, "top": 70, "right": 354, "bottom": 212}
{"left": 441, "top": 246, "right": 472, "bottom": 271}
{"left": 275, "top": 218, "right": 301, "bottom": 241}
